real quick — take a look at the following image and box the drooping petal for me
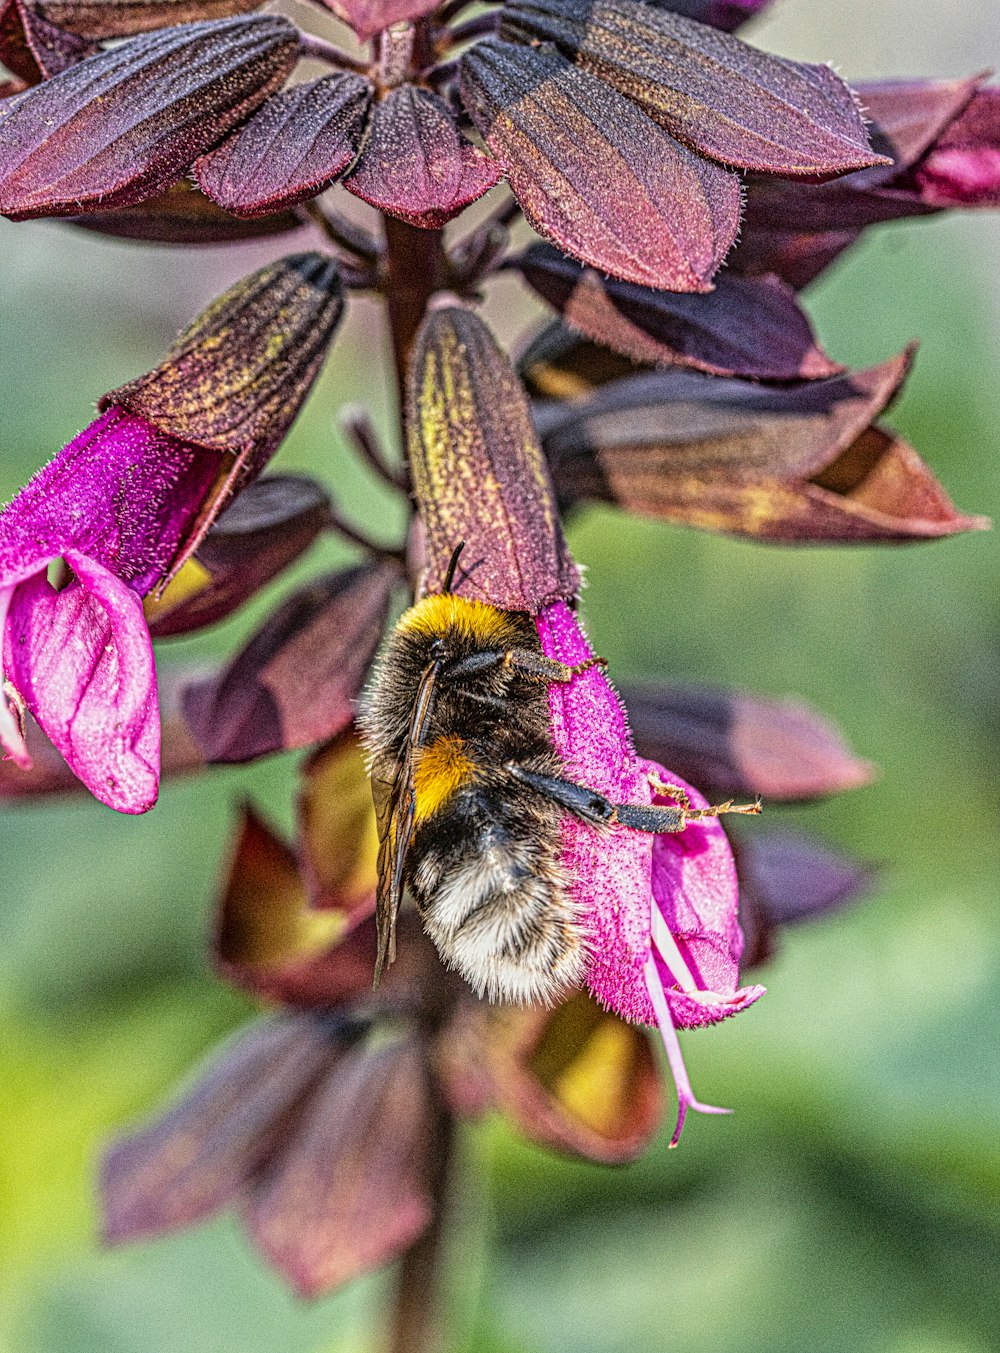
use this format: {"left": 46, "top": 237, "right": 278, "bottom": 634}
{"left": 102, "top": 1015, "right": 345, "bottom": 1242}
{"left": 0, "top": 409, "right": 222, "bottom": 809}
{"left": 460, "top": 35, "right": 741, "bottom": 292}
{"left": 502, "top": 0, "right": 883, "bottom": 175}
{"left": 196, "top": 74, "right": 373, "bottom": 217}
{"left": 516, "top": 243, "right": 843, "bottom": 380}
{"left": 4, "top": 554, "right": 160, "bottom": 812}
{"left": 642, "top": 762, "right": 764, "bottom": 1027}
{"left": 344, "top": 84, "right": 502, "bottom": 229}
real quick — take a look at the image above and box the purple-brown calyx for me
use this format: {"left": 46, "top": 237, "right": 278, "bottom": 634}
{"left": 0, "top": 408, "right": 222, "bottom": 812}
{"left": 536, "top": 600, "right": 764, "bottom": 1145}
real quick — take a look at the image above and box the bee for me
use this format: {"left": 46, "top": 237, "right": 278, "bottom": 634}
{"left": 360, "top": 547, "right": 756, "bottom": 1005}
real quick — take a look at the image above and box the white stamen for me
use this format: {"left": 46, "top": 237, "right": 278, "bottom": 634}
{"left": 650, "top": 906, "right": 701, "bottom": 993}
{"left": 644, "top": 955, "right": 731, "bottom": 1148}
{"left": 650, "top": 908, "right": 742, "bottom": 1007}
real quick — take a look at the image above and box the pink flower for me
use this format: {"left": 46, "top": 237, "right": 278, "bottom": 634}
{"left": 536, "top": 600, "right": 765, "bottom": 1145}
{"left": 0, "top": 408, "right": 222, "bottom": 812}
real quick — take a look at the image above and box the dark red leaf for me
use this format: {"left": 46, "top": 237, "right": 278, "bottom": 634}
{"left": 502, "top": 0, "right": 883, "bottom": 175}
{"left": 732, "top": 76, "right": 987, "bottom": 284}
{"left": 196, "top": 73, "right": 372, "bottom": 217}
{"left": 319, "top": 0, "right": 439, "bottom": 42}
{"left": 516, "top": 243, "right": 843, "bottom": 380}
{"left": 245, "top": 1038, "right": 434, "bottom": 1298}
{"left": 0, "top": 15, "right": 298, "bottom": 219}
{"left": 182, "top": 562, "right": 399, "bottom": 764}
{"left": 409, "top": 305, "right": 579, "bottom": 609}
{"left": 68, "top": 178, "right": 308, "bottom": 243}
{"left": 344, "top": 84, "right": 501, "bottom": 229}
{"left": 147, "top": 474, "right": 330, "bottom": 638}
{"left": 914, "top": 86, "right": 1000, "bottom": 208}
{"left": 460, "top": 35, "right": 740, "bottom": 292}
{"left": 215, "top": 807, "right": 376, "bottom": 1008}
{"left": 621, "top": 682, "right": 874, "bottom": 802}
{"left": 36, "top": 0, "right": 268, "bottom": 39}
{"left": 0, "top": 0, "right": 95, "bottom": 82}
{"left": 544, "top": 352, "right": 989, "bottom": 542}
{"left": 102, "top": 1015, "right": 342, "bottom": 1241}
{"left": 736, "top": 831, "right": 877, "bottom": 966}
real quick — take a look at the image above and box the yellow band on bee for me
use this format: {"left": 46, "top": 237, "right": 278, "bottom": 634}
{"left": 397, "top": 593, "right": 515, "bottom": 646}
{"left": 413, "top": 734, "right": 477, "bottom": 822}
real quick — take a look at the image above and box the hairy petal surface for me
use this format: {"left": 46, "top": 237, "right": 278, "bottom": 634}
{"left": 196, "top": 74, "right": 373, "bottom": 217}
{"left": 502, "top": 0, "right": 883, "bottom": 175}
{"left": 460, "top": 36, "right": 741, "bottom": 291}
{"left": 344, "top": 84, "right": 501, "bottom": 229}
{"left": 0, "top": 15, "right": 299, "bottom": 219}
{"left": 0, "top": 408, "right": 221, "bottom": 810}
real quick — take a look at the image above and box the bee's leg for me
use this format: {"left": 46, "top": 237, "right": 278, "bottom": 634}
{"left": 503, "top": 649, "right": 608, "bottom": 684}
{"left": 506, "top": 765, "right": 760, "bottom": 832}
{"left": 446, "top": 649, "right": 606, "bottom": 683}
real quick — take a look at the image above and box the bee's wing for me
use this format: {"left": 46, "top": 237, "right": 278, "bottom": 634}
{"left": 372, "top": 659, "right": 442, "bottom": 985}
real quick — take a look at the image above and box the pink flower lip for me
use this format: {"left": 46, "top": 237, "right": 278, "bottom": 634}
{"left": 536, "top": 600, "right": 764, "bottom": 1145}
{"left": 0, "top": 408, "right": 222, "bottom": 811}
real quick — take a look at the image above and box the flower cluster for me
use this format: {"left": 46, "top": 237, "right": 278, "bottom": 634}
{"left": 0, "top": 0, "right": 996, "bottom": 1329}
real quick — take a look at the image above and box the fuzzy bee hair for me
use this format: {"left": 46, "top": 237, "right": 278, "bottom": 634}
{"left": 358, "top": 592, "right": 588, "bottom": 1005}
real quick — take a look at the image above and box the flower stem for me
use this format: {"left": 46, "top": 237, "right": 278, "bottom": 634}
{"left": 381, "top": 216, "right": 446, "bottom": 429}
{"left": 386, "top": 1095, "right": 456, "bottom": 1353}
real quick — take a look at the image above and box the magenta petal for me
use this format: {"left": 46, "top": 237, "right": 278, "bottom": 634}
{"left": 643, "top": 760, "right": 764, "bottom": 1028}
{"left": 535, "top": 601, "right": 656, "bottom": 1022}
{"left": 4, "top": 552, "right": 159, "bottom": 812}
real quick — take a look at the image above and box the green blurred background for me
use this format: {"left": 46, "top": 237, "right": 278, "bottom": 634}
{"left": 2, "top": 2, "right": 999, "bottom": 1349}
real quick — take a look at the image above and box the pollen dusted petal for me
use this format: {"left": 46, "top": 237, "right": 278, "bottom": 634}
{"left": 535, "top": 600, "right": 655, "bottom": 1022}
{"left": 195, "top": 73, "right": 373, "bottom": 218}
{"left": 344, "top": 84, "right": 502, "bottom": 230}
{"left": 460, "top": 36, "right": 741, "bottom": 292}
{"left": 502, "top": 0, "right": 884, "bottom": 175}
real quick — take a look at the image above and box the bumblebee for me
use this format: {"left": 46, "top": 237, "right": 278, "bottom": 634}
{"left": 360, "top": 550, "right": 755, "bottom": 1005}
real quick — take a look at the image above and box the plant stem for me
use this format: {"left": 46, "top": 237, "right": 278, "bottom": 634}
{"left": 382, "top": 216, "right": 447, "bottom": 428}
{"left": 386, "top": 1097, "right": 456, "bottom": 1353}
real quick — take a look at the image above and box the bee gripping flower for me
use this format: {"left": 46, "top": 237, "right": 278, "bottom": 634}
{"left": 536, "top": 600, "right": 764, "bottom": 1145}
{"left": 408, "top": 304, "right": 763, "bottom": 1143}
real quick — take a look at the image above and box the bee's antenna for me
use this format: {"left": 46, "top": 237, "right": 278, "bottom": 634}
{"left": 442, "top": 542, "right": 465, "bottom": 594}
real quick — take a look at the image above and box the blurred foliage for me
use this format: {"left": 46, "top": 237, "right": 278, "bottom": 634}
{"left": 2, "top": 72, "right": 1000, "bottom": 1353}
